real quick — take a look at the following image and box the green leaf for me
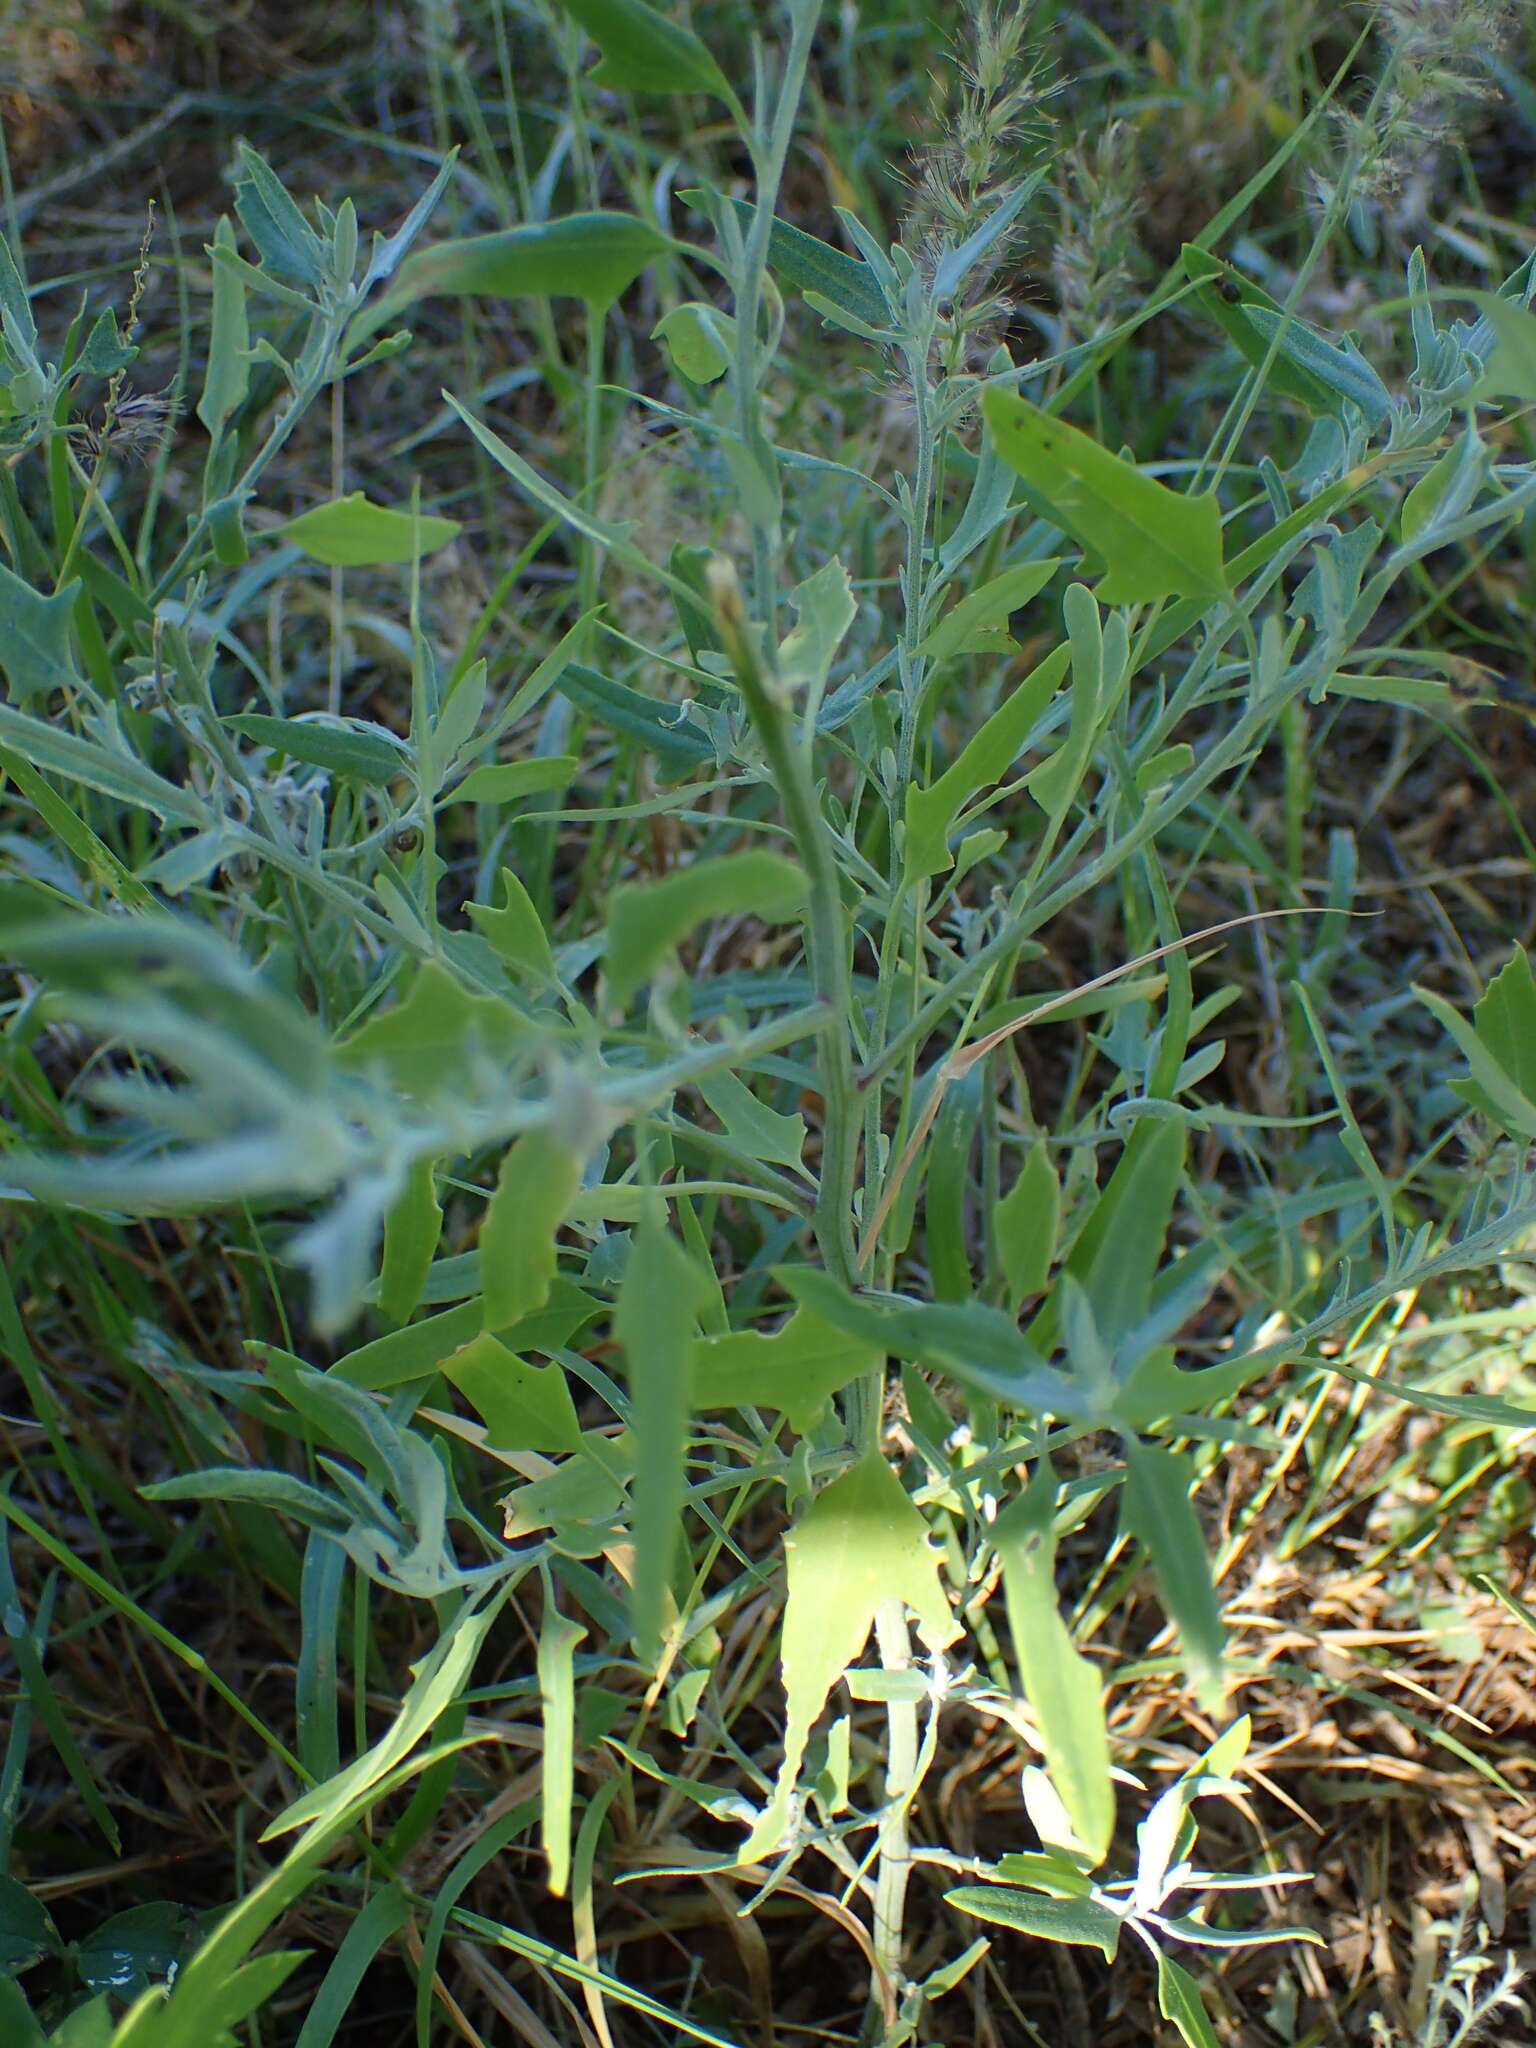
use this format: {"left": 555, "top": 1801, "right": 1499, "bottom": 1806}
{"left": 993, "top": 1471, "right": 1114, "bottom": 1866}
{"left": 1181, "top": 246, "right": 1390, "bottom": 422}
{"left": 559, "top": 663, "right": 714, "bottom": 770}
{"left": 995, "top": 1141, "right": 1059, "bottom": 1308}
{"left": 332, "top": 1283, "right": 597, "bottom": 1388}
{"left": 903, "top": 644, "right": 1070, "bottom": 880}
{"left": 72, "top": 311, "right": 136, "bottom": 383}
{"left": 536, "top": 1600, "right": 585, "bottom": 1897}
{"left": 441, "top": 1332, "right": 581, "bottom": 1453}
{"left": 1157, "top": 1953, "right": 1221, "bottom": 2048}
{"left": 340, "top": 962, "right": 529, "bottom": 1097}
{"left": 481, "top": 1129, "right": 583, "bottom": 1329}
{"left": 49, "top": 1992, "right": 113, "bottom": 2047}
{"left": 450, "top": 755, "right": 579, "bottom": 805}
{"left": 272, "top": 492, "right": 461, "bottom": 567}
{"left": 379, "top": 212, "right": 669, "bottom": 319}
{"left": 945, "top": 1887, "right": 1123, "bottom": 1959}
{"left": 981, "top": 388, "right": 1227, "bottom": 604}
{"left": 605, "top": 851, "right": 805, "bottom": 1012}
{"left": 233, "top": 145, "right": 327, "bottom": 286}
{"left": 690, "top": 1307, "right": 876, "bottom": 1433}
{"left": 500, "top": 1431, "right": 633, "bottom": 1547}
{"left": 265, "top": 1591, "right": 507, "bottom": 1838}
{"left": 0, "top": 1979, "right": 44, "bottom": 2048}
{"left": 1033, "top": 1119, "right": 1186, "bottom": 1353}
{"left": 75, "top": 1903, "right": 189, "bottom": 2000}
{"left": 717, "top": 199, "right": 891, "bottom": 331}
{"left": 560, "top": 0, "right": 733, "bottom": 99}
{"left": 379, "top": 1156, "right": 442, "bottom": 1326}
{"left": 919, "top": 559, "right": 1060, "bottom": 667}
{"left": 0, "top": 1875, "right": 59, "bottom": 1974}
{"left": 1418, "top": 970, "right": 1536, "bottom": 1142}
{"left": 0, "top": 232, "right": 38, "bottom": 364}
{"left": 1466, "top": 288, "right": 1536, "bottom": 401}
{"left": 616, "top": 1214, "right": 711, "bottom": 1659}
{"left": 742, "top": 1451, "right": 958, "bottom": 1861}
{"left": 777, "top": 556, "right": 856, "bottom": 703}
{"left": 652, "top": 301, "right": 735, "bottom": 382}
{"left": 1448, "top": 946, "right": 1536, "bottom": 1135}
{"left": 466, "top": 867, "right": 556, "bottom": 985}
{"left": 225, "top": 713, "right": 405, "bottom": 783}
{"left": 292, "top": 1888, "right": 411, "bottom": 2048}
{"left": 696, "top": 1068, "right": 807, "bottom": 1174}
{"left": 0, "top": 562, "right": 83, "bottom": 704}
{"left": 198, "top": 215, "right": 252, "bottom": 438}
{"left": 1122, "top": 1440, "right": 1225, "bottom": 1712}
{"left": 783, "top": 1268, "right": 1070, "bottom": 1415}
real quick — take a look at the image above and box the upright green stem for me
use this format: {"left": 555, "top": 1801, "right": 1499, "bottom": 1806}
{"left": 580, "top": 304, "right": 605, "bottom": 612}
{"left": 732, "top": 2, "right": 823, "bottom": 627}
{"left": 868, "top": 1599, "right": 918, "bottom": 2037}
{"left": 715, "top": 574, "right": 859, "bottom": 1293}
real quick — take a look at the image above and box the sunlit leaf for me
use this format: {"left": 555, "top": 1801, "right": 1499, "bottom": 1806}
{"left": 741, "top": 1451, "right": 958, "bottom": 1861}
{"left": 993, "top": 1470, "right": 1114, "bottom": 1865}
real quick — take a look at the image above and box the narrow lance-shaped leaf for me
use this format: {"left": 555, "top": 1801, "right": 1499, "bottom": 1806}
{"left": 1181, "top": 246, "right": 1390, "bottom": 422}
{"left": 901, "top": 638, "right": 1073, "bottom": 880}
{"left": 616, "top": 1213, "right": 711, "bottom": 1660}
{"left": 993, "top": 1467, "right": 1115, "bottom": 1866}
{"left": 379, "top": 1156, "right": 442, "bottom": 1326}
{"left": 918, "top": 557, "right": 1060, "bottom": 667}
{"left": 995, "top": 1140, "right": 1059, "bottom": 1308}
{"left": 198, "top": 214, "right": 251, "bottom": 439}
{"left": 944, "top": 1886, "right": 1123, "bottom": 1959}
{"left": 537, "top": 1597, "right": 586, "bottom": 1896}
{"left": 903, "top": 644, "right": 1070, "bottom": 881}
{"left": 233, "top": 144, "right": 327, "bottom": 286}
{"left": 480, "top": 1129, "right": 584, "bottom": 1330}
{"left": 1157, "top": 1953, "right": 1222, "bottom": 2048}
{"left": 1466, "top": 287, "right": 1536, "bottom": 401}
{"left": 1418, "top": 970, "right": 1536, "bottom": 1142}
{"left": 982, "top": 387, "right": 1228, "bottom": 605}
{"left": 1121, "top": 1439, "right": 1225, "bottom": 1712}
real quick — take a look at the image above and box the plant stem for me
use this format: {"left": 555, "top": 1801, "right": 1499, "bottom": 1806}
{"left": 868, "top": 1598, "right": 918, "bottom": 2043}
{"left": 716, "top": 576, "right": 860, "bottom": 1294}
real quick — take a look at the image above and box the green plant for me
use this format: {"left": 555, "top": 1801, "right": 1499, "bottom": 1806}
{"left": 4, "top": 2, "right": 1536, "bottom": 2043}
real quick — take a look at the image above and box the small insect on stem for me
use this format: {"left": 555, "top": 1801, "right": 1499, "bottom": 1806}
{"left": 1217, "top": 275, "right": 1243, "bottom": 305}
